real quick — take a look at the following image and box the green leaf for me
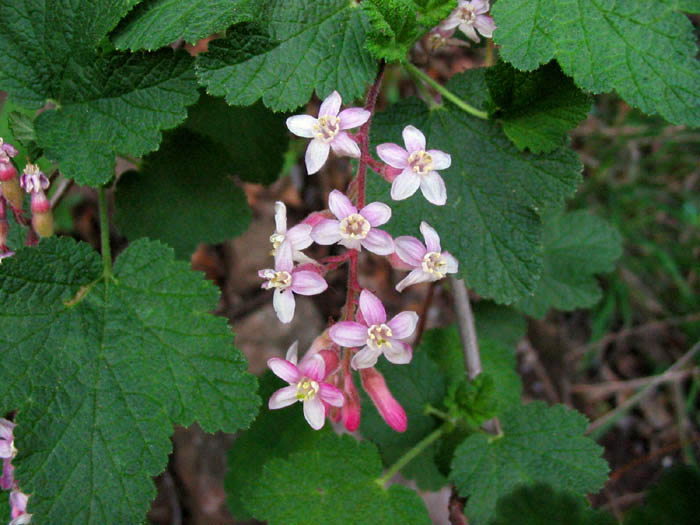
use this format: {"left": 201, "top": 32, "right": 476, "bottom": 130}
{"left": 112, "top": 0, "right": 255, "bottom": 51}
{"left": 672, "top": 0, "right": 700, "bottom": 13}
{"left": 184, "top": 94, "right": 289, "bottom": 185}
{"left": 486, "top": 61, "right": 592, "bottom": 153}
{"left": 490, "top": 483, "right": 616, "bottom": 525}
{"left": 450, "top": 402, "right": 609, "bottom": 525}
{"left": 472, "top": 302, "right": 527, "bottom": 349}
{"left": 624, "top": 466, "right": 700, "bottom": 525}
{"left": 227, "top": 373, "right": 330, "bottom": 520}
{"left": 0, "top": 1, "right": 199, "bottom": 186}
{"left": 0, "top": 496, "right": 9, "bottom": 525}
{"left": 368, "top": 68, "right": 582, "bottom": 304}
{"left": 195, "top": 0, "right": 377, "bottom": 111}
{"left": 245, "top": 433, "right": 431, "bottom": 525}
{"left": 445, "top": 374, "right": 499, "bottom": 427}
{"left": 412, "top": 0, "right": 457, "bottom": 26}
{"left": 515, "top": 209, "right": 623, "bottom": 318}
{"left": 359, "top": 351, "right": 448, "bottom": 490}
{"left": 0, "top": 98, "right": 51, "bottom": 171}
{"left": 493, "top": 0, "right": 700, "bottom": 126}
{"left": 0, "top": 237, "right": 260, "bottom": 523}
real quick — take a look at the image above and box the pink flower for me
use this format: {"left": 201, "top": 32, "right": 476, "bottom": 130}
{"left": 0, "top": 138, "right": 18, "bottom": 166}
{"left": 394, "top": 221, "right": 459, "bottom": 292}
{"left": 269, "top": 201, "right": 313, "bottom": 263}
{"left": 0, "top": 418, "right": 15, "bottom": 460}
{"left": 286, "top": 91, "right": 370, "bottom": 174}
{"left": 440, "top": 0, "right": 496, "bottom": 43}
{"left": 10, "top": 490, "right": 31, "bottom": 524}
{"left": 258, "top": 240, "right": 328, "bottom": 323}
{"left": 267, "top": 342, "right": 345, "bottom": 430}
{"left": 18, "top": 164, "right": 49, "bottom": 195}
{"left": 360, "top": 367, "right": 407, "bottom": 432}
{"left": 329, "top": 289, "right": 418, "bottom": 369}
{"left": 376, "top": 125, "right": 451, "bottom": 205}
{"left": 311, "top": 190, "right": 394, "bottom": 255}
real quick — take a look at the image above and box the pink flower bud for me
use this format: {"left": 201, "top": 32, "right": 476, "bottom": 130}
{"left": 341, "top": 368, "right": 361, "bottom": 432}
{"left": 360, "top": 367, "right": 407, "bottom": 432}
{"left": 302, "top": 210, "right": 332, "bottom": 228}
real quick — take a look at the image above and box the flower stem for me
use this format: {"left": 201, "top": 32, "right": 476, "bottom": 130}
{"left": 355, "top": 61, "right": 385, "bottom": 209}
{"left": 404, "top": 62, "right": 489, "bottom": 120}
{"left": 97, "top": 186, "right": 113, "bottom": 279}
{"left": 376, "top": 423, "right": 450, "bottom": 487}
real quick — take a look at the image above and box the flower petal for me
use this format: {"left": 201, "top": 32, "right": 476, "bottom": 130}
{"left": 274, "top": 239, "right": 294, "bottom": 272}
{"left": 420, "top": 221, "right": 442, "bottom": 252}
{"left": 427, "top": 149, "right": 451, "bottom": 170}
{"left": 390, "top": 169, "right": 421, "bottom": 201}
{"left": 299, "top": 353, "right": 326, "bottom": 382}
{"left": 305, "top": 139, "right": 330, "bottom": 175}
{"left": 339, "top": 108, "right": 370, "bottom": 129}
{"left": 286, "top": 223, "right": 313, "bottom": 250}
{"left": 387, "top": 311, "right": 419, "bottom": 339}
{"left": 383, "top": 340, "right": 413, "bottom": 364}
{"left": 273, "top": 288, "right": 296, "bottom": 324}
{"left": 460, "top": 23, "right": 480, "bottom": 42}
{"left": 311, "top": 219, "right": 342, "bottom": 245}
{"left": 339, "top": 238, "right": 363, "bottom": 251}
{"left": 319, "top": 383, "right": 345, "bottom": 407}
{"left": 394, "top": 236, "right": 426, "bottom": 267}
{"left": 402, "top": 125, "right": 426, "bottom": 152}
{"left": 472, "top": 0, "right": 489, "bottom": 14}
{"left": 443, "top": 252, "right": 459, "bottom": 273}
{"left": 328, "top": 189, "right": 357, "bottom": 219}
{"left": 268, "top": 385, "right": 298, "bottom": 409}
{"left": 330, "top": 321, "right": 369, "bottom": 347}
{"left": 285, "top": 341, "right": 299, "bottom": 364}
{"left": 319, "top": 90, "right": 342, "bottom": 117}
{"left": 274, "top": 201, "right": 287, "bottom": 233}
{"left": 286, "top": 115, "right": 316, "bottom": 138}
{"left": 351, "top": 346, "right": 381, "bottom": 370}
{"left": 291, "top": 271, "right": 328, "bottom": 295}
{"left": 376, "top": 143, "right": 409, "bottom": 168}
{"left": 267, "top": 357, "right": 301, "bottom": 383}
{"left": 361, "top": 228, "right": 394, "bottom": 256}
{"left": 0, "top": 442, "right": 12, "bottom": 459}
{"left": 359, "top": 289, "right": 387, "bottom": 326}
{"left": 303, "top": 396, "right": 326, "bottom": 430}
{"left": 0, "top": 419, "right": 13, "bottom": 441}
{"left": 419, "top": 172, "right": 447, "bottom": 205}
{"left": 360, "top": 202, "right": 391, "bottom": 227}
{"left": 395, "top": 268, "right": 431, "bottom": 292}
{"left": 330, "top": 131, "right": 360, "bottom": 158}
{"left": 475, "top": 15, "right": 496, "bottom": 37}
{"left": 439, "top": 14, "right": 461, "bottom": 31}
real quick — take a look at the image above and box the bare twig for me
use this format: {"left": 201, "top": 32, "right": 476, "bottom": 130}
{"left": 49, "top": 175, "right": 73, "bottom": 208}
{"left": 450, "top": 277, "right": 481, "bottom": 379}
{"left": 571, "top": 369, "right": 698, "bottom": 399}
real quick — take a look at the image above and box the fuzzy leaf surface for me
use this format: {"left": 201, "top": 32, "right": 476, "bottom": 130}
{"left": 195, "top": 0, "right": 377, "bottom": 111}
{"left": 0, "top": 238, "right": 260, "bottom": 523}
{"left": 245, "top": 433, "right": 431, "bottom": 525}
{"left": 364, "top": 0, "right": 425, "bottom": 62}
{"left": 451, "top": 402, "right": 608, "bottom": 524}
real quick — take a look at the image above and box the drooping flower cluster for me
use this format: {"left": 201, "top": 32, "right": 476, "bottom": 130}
{"left": 1, "top": 419, "right": 32, "bottom": 524}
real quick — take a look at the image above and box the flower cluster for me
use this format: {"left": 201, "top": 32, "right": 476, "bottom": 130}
{"left": 1, "top": 418, "right": 32, "bottom": 524}
{"left": 425, "top": 0, "right": 496, "bottom": 52}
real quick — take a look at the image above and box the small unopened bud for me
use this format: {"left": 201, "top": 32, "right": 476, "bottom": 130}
{"left": 360, "top": 367, "right": 407, "bottom": 432}
{"left": 341, "top": 368, "right": 361, "bottom": 432}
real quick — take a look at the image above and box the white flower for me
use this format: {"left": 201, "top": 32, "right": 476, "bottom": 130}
{"left": 269, "top": 201, "right": 313, "bottom": 263}
{"left": 440, "top": 0, "right": 496, "bottom": 43}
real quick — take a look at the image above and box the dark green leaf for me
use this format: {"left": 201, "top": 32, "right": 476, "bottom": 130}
{"left": 445, "top": 374, "right": 499, "bottom": 427}
{"left": 473, "top": 302, "right": 527, "bottom": 349}
{"left": 625, "top": 466, "right": 700, "bottom": 525}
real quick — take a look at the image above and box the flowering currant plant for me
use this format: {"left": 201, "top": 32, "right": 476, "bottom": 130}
{"left": 0, "top": 0, "right": 696, "bottom": 523}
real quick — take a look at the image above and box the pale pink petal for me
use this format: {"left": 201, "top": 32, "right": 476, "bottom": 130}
{"left": 286, "top": 223, "right": 313, "bottom": 250}
{"left": 396, "top": 268, "right": 431, "bottom": 292}
{"left": 0, "top": 419, "right": 13, "bottom": 442}
{"left": 387, "top": 311, "right": 419, "bottom": 339}
{"left": 330, "top": 132, "right": 360, "bottom": 158}
{"left": 299, "top": 353, "right": 326, "bottom": 382}
{"left": 471, "top": 0, "right": 489, "bottom": 14}
{"left": 460, "top": 23, "right": 480, "bottom": 42}
{"left": 274, "top": 239, "right": 294, "bottom": 272}
{"left": 267, "top": 357, "right": 302, "bottom": 384}
{"left": 319, "top": 90, "right": 342, "bottom": 117}
{"left": 475, "top": 15, "right": 495, "bottom": 37}
{"left": 0, "top": 443, "right": 11, "bottom": 459}
{"left": 402, "top": 125, "right": 426, "bottom": 152}
{"left": 443, "top": 252, "right": 459, "bottom": 273}
{"left": 338, "top": 108, "right": 370, "bottom": 130}
{"left": 268, "top": 385, "right": 299, "bottom": 409}
{"left": 420, "top": 221, "right": 442, "bottom": 252}
{"left": 328, "top": 189, "right": 357, "bottom": 219}
{"left": 311, "top": 219, "right": 342, "bottom": 245}
{"left": 1, "top": 458, "right": 14, "bottom": 490}
{"left": 439, "top": 14, "right": 462, "bottom": 31}
{"left": 9, "top": 490, "right": 28, "bottom": 518}
{"left": 305, "top": 139, "right": 330, "bottom": 175}
{"left": 360, "top": 202, "right": 391, "bottom": 227}
{"left": 419, "top": 172, "right": 447, "bottom": 205}
{"left": 273, "top": 288, "right": 296, "bottom": 324}
{"left": 394, "top": 236, "right": 426, "bottom": 267}
{"left": 291, "top": 271, "right": 328, "bottom": 295}
{"left": 319, "top": 383, "right": 345, "bottom": 407}
{"left": 330, "top": 321, "right": 369, "bottom": 347}
{"left": 383, "top": 340, "right": 413, "bottom": 364}
{"left": 427, "top": 150, "right": 451, "bottom": 170}
{"left": 286, "top": 115, "right": 316, "bottom": 138}
{"left": 361, "top": 229, "right": 394, "bottom": 256}
{"left": 359, "top": 289, "right": 387, "bottom": 326}
{"left": 376, "top": 143, "right": 409, "bottom": 168}
{"left": 351, "top": 346, "right": 381, "bottom": 370}
{"left": 274, "top": 201, "right": 287, "bottom": 233}
{"left": 391, "top": 169, "right": 421, "bottom": 200}
{"left": 285, "top": 341, "right": 299, "bottom": 364}
{"left": 259, "top": 269, "right": 275, "bottom": 280}
{"left": 339, "top": 238, "right": 363, "bottom": 251}
{"left": 303, "top": 396, "right": 326, "bottom": 429}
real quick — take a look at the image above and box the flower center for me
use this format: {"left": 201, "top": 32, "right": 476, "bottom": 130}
{"left": 269, "top": 232, "right": 286, "bottom": 254}
{"left": 339, "top": 213, "right": 370, "bottom": 240}
{"left": 458, "top": 6, "right": 477, "bottom": 25}
{"left": 313, "top": 115, "right": 340, "bottom": 143}
{"left": 422, "top": 251, "right": 447, "bottom": 278}
{"left": 268, "top": 270, "right": 292, "bottom": 289}
{"left": 408, "top": 150, "right": 433, "bottom": 175}
{"left": 296, "top": 378, "right": 320, "bottom": 401}
{"left": 367, "top": 323, "right": 393, "bottom": 349}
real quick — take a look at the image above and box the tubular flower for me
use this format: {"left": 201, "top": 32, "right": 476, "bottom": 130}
{"left": 330, "top": 289, "right": 418, "bottom": 370}
{"left": 286, "top": 90, "right": 370, "bottom": 175}
{"left": 394, "top": 221, "right": 459, "bottom": 292}
{"left": 269, "top": 201, "right": 313, "bottom": 262}
{"left": 360, "top": 367, "right": 407, "bottom": 432}
{"left": 440, "top": 0, "right": 495, "bottom": 43}
{"left": 20, "top": 164, "right": 53, "bottom": 237}
{"left": 267, "top": 342, "right": 345, "bottom": 430}
{"left": 311, "top": 190, "right": 394, "bottom": 255}
{"left": 376, "top": 125, "right": 451, "bottom": 205}
{"left": 259, "top": 240, "right": 328, "bottom": 324}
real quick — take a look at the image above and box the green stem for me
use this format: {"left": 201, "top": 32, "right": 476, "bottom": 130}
{"left": 376, "top": 423, "right": 450, "bottom": 487}
{"left": 424, "top": 404, "right": 452, "bottom": 421}
{"left": 97, "top": 187, "right": 113, "bottom": 278}
{"left": 404, "top": 62, "right": 489, "bottom": 120}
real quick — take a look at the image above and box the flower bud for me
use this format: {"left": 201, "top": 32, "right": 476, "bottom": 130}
{"left": 360, "top": 367, "right": 407, "bottom": 432}
{"left": 341, "top": 368, "right": 361, "bottom": 432}
{"left": 32, "top": 210, "right": 54, "bottom": 238}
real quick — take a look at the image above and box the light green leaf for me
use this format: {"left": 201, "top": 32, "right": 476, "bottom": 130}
{"left": 364, "top": 0, "right": 426, "bottom": 63}
{"left": 0, "top": 237, "right": 260, "bottom": 523}
{"left": 450, "top": 402, "right": 609, "bottom": 525}
{"left": 112, "top": 0, "right": 255, "bottom": 51}
{"left": 515, "top": 209, "right": 623, "bottom": 318}
{"left": 245, "top": 433, "right": 431, "bottom": 525}
{"left": 195, "top": 0, "right": 377, "bottom": 111}
{"left": 412, "top": 0, "right": 457, "bottom": 26}
{"left": 445, "top": 374, "right": 499, "bottom": 427}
